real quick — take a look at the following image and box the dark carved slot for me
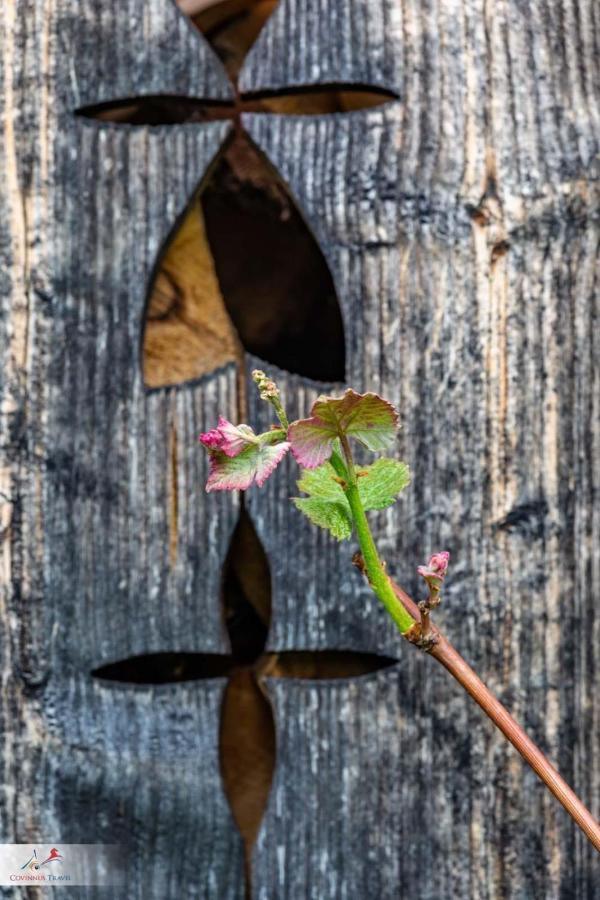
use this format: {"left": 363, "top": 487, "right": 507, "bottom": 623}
{"left": 221, "top": 504, "right": 271, "bottom": 664}
{"left": 219, "top": 505, "right": 274, "bottom": 898}
{"left": 239, "top": 84, "right": 398, "bottom": 115}
{"left": 76, "top": 84, "right": 397, "bottom": 125}
{"left": 201, "top": 131, "right": 345, "bottom": 383}
{"left": 189, "top": 0, "right": 280, "bottom": 81}
{"left": 135, "top": 128, "right": 345, "bottom": 388}
{"left": 220, "top": 668, "right": 275, "bottom": 900}
{"left": 75, "top": 96, "right": 233, "bottom": 126}
{"left": 263, "top": 650, "right": 397, "bottom": 680}
{"left": 91, "top": 652, "right": 234, "bottom": 683}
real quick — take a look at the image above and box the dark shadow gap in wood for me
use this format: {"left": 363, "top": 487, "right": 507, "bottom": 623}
{"left": 140, "top": 172, "right": 241, "bottom": 390}
{"left": 202, "top": 130, "right": 346, "bottom": 382}
{"left": 75, "top": 84, "right": 397, "bottom": 126}
{"left": 75, "top": 96, "right": 234, "bottom": 125}
{"left": 240, "top": 84, "right": 399, "bottom": 115}
{"left": 186, "top": 0, "right": 280, "bottom": 82}
{"left": 91, "top": 652, "right": 235, "bottom": 683}
{"left": 221, "top": 504, "right": 271, "bottom": 664}
{"left": 89, "top": 649, "right": 397, "bottom": 685}
{"left": 261, "top": 650, "right": 398, "bottom": 679}
{"left": 220, "top": 503, "right": 274, "bottom": 900}
{"left": 220, "top": 669, "right": 275, "bottom": 900}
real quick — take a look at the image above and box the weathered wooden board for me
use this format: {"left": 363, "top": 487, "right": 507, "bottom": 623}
{"left": 240, "top": 0, "right": 600, "bottom": 896}
{"left": 1, "top": 1, "right": 244, "bottom": 896}
{"left": 0, "top": 0, "right": 598, "bottom": 899}
{"left": 239, "top": 0, "right": 403, "bottom": 94}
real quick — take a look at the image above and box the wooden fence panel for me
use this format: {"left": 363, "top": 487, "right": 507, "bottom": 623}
{"left": 0, "top": 0, "right": 598, "bottom": 897}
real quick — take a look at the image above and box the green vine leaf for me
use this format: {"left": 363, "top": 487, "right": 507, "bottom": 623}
{"left": 296, "top": 463, "right": 346, "bottom": 502}
{"left": 292, "top": 497, "right": 353, "bottom": 541}
{"left": 356, "top": 458, "right": 411, "bottom": 510}
{"left": 293, "top": 458, "right": 410, "bottom": 538}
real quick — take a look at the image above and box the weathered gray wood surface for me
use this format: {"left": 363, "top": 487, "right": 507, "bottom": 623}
{"left": 244, "top": 0, "right": 600, "bottom": 893}
{"left": 1, "top": 0, "right": 599, "bottom": 899}
{"left": 1, "top": 1, "right": 244, "bottom": 897}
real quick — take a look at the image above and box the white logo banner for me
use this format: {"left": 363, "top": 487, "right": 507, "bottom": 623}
{"left": 0, "top": 845, "right": 125, "bottom": 886}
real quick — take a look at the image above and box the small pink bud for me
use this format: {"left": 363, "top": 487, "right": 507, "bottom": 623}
{"left": 429, "top": 551, "right": 449, "bottom": 577}
{"left": 198, "top": 417, "right": 258, "bottom": 458}
{"left": 417, "top": 551, "right": 450, "bottom": 594}
{"left": 199, "top": 428, "right": 224, "bottom": 450}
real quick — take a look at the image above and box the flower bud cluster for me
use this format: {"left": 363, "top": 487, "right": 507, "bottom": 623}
{"left": 252, "top": 369, "right": 280, "bottom": 402}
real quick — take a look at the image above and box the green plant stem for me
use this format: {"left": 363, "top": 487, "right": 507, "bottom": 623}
{"left": 270, "top": 397, "right": 289, "bottom": 430}
{"left": 259, "top": 428, "right": 287, "bottom": 444}
{"left": 330, "top": 448, "right": 415, "bottom": 634}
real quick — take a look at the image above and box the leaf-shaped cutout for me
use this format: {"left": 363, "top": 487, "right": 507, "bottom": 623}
{"left": 76, "top": 95, "right": 234, "bottom": 125}
{"left": 142, "top": 129, "right": 344, "bottom": 387}
{"left": 220, "top": 505, "right": 275, "bottom": 879}
{"left": 221, "top": 505, "right": 272, "bottom": 662}
{"left": 92, "top": 652, "right": 234, "bottom": 682}
{"left": 183, "top": 0, "right": 280, "bottom": 82}
{"left": 220, "top": 668, "right": 276, "bottom": 870}
{"left": 142, "top": 191, "right": 241, "bottom": 389}
{"left": 76, "top": 85, "right": 397, "bottom": 125}
{"left": 262, "top": 650, "right": 397, "bottom": 679}
{"left": 201, "top": 131, "right": 346, "bottom": 382}
{"left": 239, "top": 84, "right": 398, "bottom": 115}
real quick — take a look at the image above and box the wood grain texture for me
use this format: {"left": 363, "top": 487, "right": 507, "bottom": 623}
{"left": 254, "top": 668, "right": 474, "bottom": 900}
{"left": 68, "top": 0, "right": 233, "bottom": 107}
{"left": 0, "top": 0, "right": 598, "bottom": 898}
{"left": 1, "top": 1, "right": 244, "bottom": 896}
{"left": 239, "top": 0, "right": 599, "bottom": 896}
{"left": 238, "top": 0, "right": 403, "bottom": 94}
{"left": 42, "top": 677, "right": 243, "bottom": 898}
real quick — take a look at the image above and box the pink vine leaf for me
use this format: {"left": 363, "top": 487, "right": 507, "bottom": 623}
{"left": 205, "top": 442, "right": 290, "bottom": 492}
{"left": 199, "top": 417, "right": 289, "bottom": 492}
{"left": 288, "top": 390, "right": 399, "bottom": 468}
